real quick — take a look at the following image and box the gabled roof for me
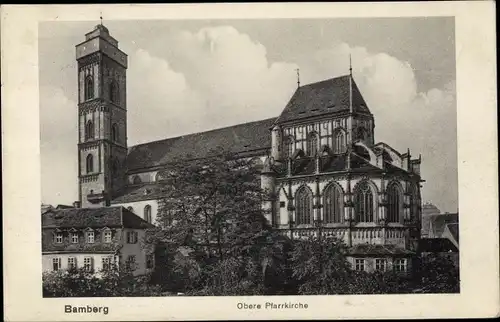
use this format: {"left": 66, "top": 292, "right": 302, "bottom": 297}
{"left": 41, "top": 206, "right": 154, "bottom": 229}
{"left": 348, "top": 243, "right": 415, "bottom": 256}
{"left": 445, "top": 223, "right": 459, "bottom": 244}
{"left": 428, "top": 213, "right": 459, "bottom": 237}
{"left": 418, "top": 238, "right": 459, "bottom": 253}
{"left": 274, "top": 75, "right": 371, "bottom": 125}
{"left": 111, "top": 183, "right": 167, "bottom": 204}
{"left": 125, "top": 118, "right": 276, "bottom": 171}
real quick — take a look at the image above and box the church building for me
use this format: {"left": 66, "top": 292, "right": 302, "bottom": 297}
{"left": 73, "top": 24, "right": 424, "bottom": 273}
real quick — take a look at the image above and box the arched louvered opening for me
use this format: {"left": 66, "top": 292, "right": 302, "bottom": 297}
{"left": 84, "top": 75, "right": 94, "bottom": 100}
{"left": 85, "top": 120, "right": 94, "bottom": 140}
{"left": 144, "top": 205, "right": 152, "bottom": 224}
{"left": 86, "top": 154, "right": 94, "bottom": 173}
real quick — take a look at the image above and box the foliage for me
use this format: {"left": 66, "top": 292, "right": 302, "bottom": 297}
{"left": 42, "top": 264, "right": 164, "bottom": 297}
{"left": 416, "top": 253, "right": 460, "bottom": 293}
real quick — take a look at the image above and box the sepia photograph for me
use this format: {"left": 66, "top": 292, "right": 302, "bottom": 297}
{"left": 39, "top": 16, "right": 459, "bottom": 297}
{"left": 2, "top": 2, "right": 498, "bottom": 321}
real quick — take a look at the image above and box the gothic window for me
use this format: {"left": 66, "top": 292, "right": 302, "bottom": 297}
{"left": 386, "top": 182, "right": 403, "bottom": 223}
{"left": 284, "top": 136, "right": 294, "bottom": 159}
{"left": 357, "top": 127, "right": 367, "bottom": 141}
{"left": 306, "top": 132, "right": 318, "bottom": 157}
{"left": 109, "top": 80, "right": 118, "bottom": 103}
{"left": 144, "top": 205, "right": 152, "bottom": 224}
{"left": 86, "top": 154, "right": 94, "bottom": 173}
{"left": 354, "top": 181, "right": 375, "bottom": 223}
{"left": 295, "top": 186, "right": 313, "bottom": 225}
{"left": 85, "top": 120, "right": 94, "bottom": 141}
{"left": 132, "top": 175, "right": 142, "bottom": 185}
{"left": 334, "top": 130, "right": 346, "bottom": 154}
{"left": 111, "top": 123, "right": 119, "bottom": 142}
{"left": 84, "top": 75, "right": 94, "bottom": 100}
{"left": 323, "top": 183, "right": 344, "bottom": 223}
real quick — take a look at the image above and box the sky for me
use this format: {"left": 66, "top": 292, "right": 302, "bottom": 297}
{"left": 39, "top": 17, "right": 457, "bottom": 212}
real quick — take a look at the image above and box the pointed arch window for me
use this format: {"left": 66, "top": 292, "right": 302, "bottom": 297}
{"left": 144, "top": 205, "right": 152, "bottom": 224}
{"left": 354, "top": 181, "right": 375, "bottom": 222}
{"left": 111, "top": 123, "right": 119, "bottom": 142}
{"left": 283, "top": 136, "right": 294, "bottom": 159}
{"left": 85, "top": 120, "right": 94, "bottom": 141}
{"left": 86, "top": 154, "right": 94, "bottom": 173}
{"left": 132, "top": 175, "right": 142, "bottom": 185}
{"left": 324, "top": 183, "right": 344, "bottom": 223}
{"left": 84, "top": 75, "right": 94, "bottom": 100}
{"left": 306, "top": 132, "right": 318, "bottom": 157}
{"left": 334, "top": 130, "right": 346, "bottom": 154}
{"left": 386, "top": 182, "right": 403, "bottom": 223}
{"left": 357, "top": 127, "right": 367, "bottom": 141}
{"left": 109, "top": 80, "right": 119, "bottom": 103}
{"left": 296, "top": 186, "right": 313, "bottom": 225}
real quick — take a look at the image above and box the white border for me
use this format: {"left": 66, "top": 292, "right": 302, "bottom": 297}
{"left": 2, "top": 2, "right": 498, "bottom": 321}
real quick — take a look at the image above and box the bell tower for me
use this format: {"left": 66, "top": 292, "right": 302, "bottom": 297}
{"left": 76, "top": 24, "right": 128, "bottom": 208}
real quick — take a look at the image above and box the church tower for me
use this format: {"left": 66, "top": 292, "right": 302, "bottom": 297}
{"left": 76, "top": 24, "right": 128, "bottom": 208}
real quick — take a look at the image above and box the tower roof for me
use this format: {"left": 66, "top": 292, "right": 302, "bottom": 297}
{"left": 274, "top": 75, "right": 371, "bottom": 125}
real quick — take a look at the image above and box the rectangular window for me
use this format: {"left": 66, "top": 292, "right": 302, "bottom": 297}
{"left": 86, "top": 231, "right": 94, "bottom": 243}
{"left": 355, "top": 259, "right": 365, "bottom": 271}
{"left": 126, "top": 255, "right": 136, "bottom": 271}
{"left": 126, "top": 231, "right": 138, "bottom": 244}
{"left": 280, "top": 201, "right": 286, "bottom": 208}
{"left": 52, "top": 257, "right": 61, "bottom": 271}
{"left": 103, "top": 230, "right": 112, "bottom": 243}
{"left": 54, "top": 232, "right": 63, "bottom": 244}
{"left": 101, "top": 256, "right": 113, "bottom": 270}
{"left": 83, "top": 256, "right": 93, "bottom": 272}
{"left": 71, "top": 232, "right": 79, "bottom": 244}
{"left": 67, "top": 257, "right": 77, "bottom": 270}
{"left": 146, "top": 254, "right": 154, "bottom": 269}
{"left": 394, "top": 258, "right": 407, "bottom": 272}
{"left": 375, "top": 258, "right": 387, "bottom": 272}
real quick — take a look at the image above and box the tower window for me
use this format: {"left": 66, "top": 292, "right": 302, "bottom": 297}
{"left": 323, "top": 183, "right": 344, "bottom": 223}
{"left": 86, "top": 154, "right": 94, "bottom": 173}
{"left": 144, "top": 205, "right": 152, "bottom": 224}
{"left": 111, "top": 123, "right": 119, "bottom": 142}
{"left": 295, "top": 186, "right": 313, "bottom": 225}
{"left": 386, "top": 182, "right": 403, "bottom": 223}
{"left": 354, "top": 181, "right": 375, "bottom": 223}
{"left": 109, "top": 81, "right": 119, "bottom": 103}
{"left": 84, "top": 75, "right": 94, "bottom": 100}
{"left": 85, "top": 120, "right": 94, "bottom": 141}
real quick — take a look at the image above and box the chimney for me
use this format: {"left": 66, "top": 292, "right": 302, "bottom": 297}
{"left": 73, "top": 201, "right": 81, "bottom": 208}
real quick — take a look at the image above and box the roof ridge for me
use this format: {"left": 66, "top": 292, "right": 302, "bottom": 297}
{"left": 129, "top": 117, "right": 277, "bottom": 149}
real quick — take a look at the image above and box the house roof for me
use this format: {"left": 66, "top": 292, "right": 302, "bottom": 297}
{"left": 446, "top": 223, "right": 459, "bottom": 244}
{"left": 274, "top": 75, "right": 371, "bottom": 125}
{"left": 348, "top": 243, "right": 415, "bottom": 256}
{"left": 111, "top": 183, "right": 167, "bottom": 204}
{"left": 41, "top": 206, "right": 154, "bottom": 229}
{"left": 428, "top": 213, "right": 459, "bottom": 237}
{"left": 418, "top": 238, "right": 459, "bottom": 253}
{"left": 125, "top": 117, "right": 276, "bottom": 172}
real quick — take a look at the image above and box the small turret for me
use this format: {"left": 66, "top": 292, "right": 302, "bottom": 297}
{"left": 271, "top": 125, "right": 281, "bottom": 161}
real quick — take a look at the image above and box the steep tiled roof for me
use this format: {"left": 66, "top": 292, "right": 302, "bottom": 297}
{"left": 41, "top": 206, "right": 154, "bottom": 229}
{"left": 274, "top": 75, "right": 370, "bottom": 125}
{"left": 446, "top": 223, "right": 459, "bottom": 244}
{"left": 111, "top": 183, "right": 167, "bottom": 204}
{"left": 418, "top": 238, "right": 458, "bottom": 253}
{"left": 348, "top": 244, "right": 415, "bottom": 256}
{"left": 125, "top": 118, "right": 276, "bottom": 171}
{"left": 428, "top": 213, "right": 459, "bottom": 237}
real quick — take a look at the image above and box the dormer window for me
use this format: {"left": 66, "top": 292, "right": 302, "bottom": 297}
{"left": 132, "top": 175, "right": 142, "bottom": 185}
{"left": 54, "top": 232, "right": 63, "bottom": 244}
{"left": 86, "top": 230, "right": 95, "bottom": 243}
{"left": 71, "top": 232, "right": 79, "bottom": 244}
{"left": 103, "top": 229, "right": 112, "bottom": 243}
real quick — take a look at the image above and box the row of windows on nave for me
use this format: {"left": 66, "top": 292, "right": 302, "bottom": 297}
{"left": 83, "top": 75, "right": 119, "bottom": 103}
{"left": 292, "top": 181, "right": 417, "bottom": 225}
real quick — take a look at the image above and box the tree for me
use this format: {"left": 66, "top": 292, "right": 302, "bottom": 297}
{"left": 147, "top": 147, "right": 286, "bottom": 295}
{"left": 416, "top": 253, "right": 460, "bottom": 293}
